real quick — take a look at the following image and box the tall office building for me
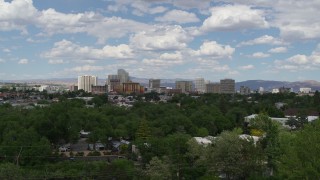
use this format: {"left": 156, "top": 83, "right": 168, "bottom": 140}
{"left": 175, "top": 81, "right": 193, "bottom": 93}
{"left": 194, "top": 78, "right": 205, "bottom": 93}
{"left": 149, "top": 79, "right": 161, "bottom": 89}
{"left": 118, "top": 69, "right": 129, "bottom": 84}
{"left": 220, "top": 79, "right": 235, "bottom": 94}
{"left": 107, "top": 74, "right": 120, "bottom": 92}
{"left": 78, "top": 75, "right": 97, "bottom": 92}
{"left": 206, "top": 83, "right": 220, "bottom": 93}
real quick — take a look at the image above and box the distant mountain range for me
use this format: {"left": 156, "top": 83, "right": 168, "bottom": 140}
{"left": 236, "top": 80, "right": 320, "bottom": 92}
{"left": 2, "top": 78, "right": 320, "bottom": 92}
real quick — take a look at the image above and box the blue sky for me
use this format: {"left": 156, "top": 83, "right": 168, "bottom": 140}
{"left": 0, "top": 0, "right": 320, "bottom": 82}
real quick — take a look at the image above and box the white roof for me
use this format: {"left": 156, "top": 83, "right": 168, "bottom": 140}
{"left": 308, "top": 116, "right": 319, "bottom": 122}
{"left": 239, "top": 134, "right": 260, "bottom": 144}
{"left": 194, "top": 136, "right": 213, "bottom": 145}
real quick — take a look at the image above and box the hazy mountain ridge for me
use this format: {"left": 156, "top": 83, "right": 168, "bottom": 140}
{"left": 236, "top": 80, "right": 320, "bottom": 92}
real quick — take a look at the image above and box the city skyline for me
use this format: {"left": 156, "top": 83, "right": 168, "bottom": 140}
{"left": 0, "top": 0, "right": 320, "bottom": 82}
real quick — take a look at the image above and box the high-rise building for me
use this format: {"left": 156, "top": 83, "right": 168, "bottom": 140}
{"left": 149, "top": 79, "right": 161, "bottom": 89}
{"left": 107, "top": 75, "right": 121, "bottom": 92}
{"left": 175, "top": 81, "right": 193, "bottom": 93}
{"left": 78, "top": 75, "right": 97, "bottom": 92}
{"left": 118, "top": 69, "right": 129, "bottom": 84}
{"left": 194, "top": 78, "right": 205, "bottom": 93}
{"left": 220, "top": 79, "right": 235, "bottom": 94}
{"left": 240, "top": 86, "right": 251, "bottom": 95}
{"left": 206, "top": 83, "right": 220, "bottom": 93}
{"left": 259, "top": 87, "right": 264, "bottom": 94}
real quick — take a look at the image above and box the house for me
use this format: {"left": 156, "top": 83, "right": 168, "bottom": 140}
{"left": 193, "top": 135, "right": 260, "bottom": 146}
{"left": 80, "top": 130, "right": 91, "bottom": 138}
{"left": 193, "top": 136, "right": 214, "bottom": 146}
{"left": 88, "top": 142, "right": 105, "bottom": 151}
{"left": 275, "top": 102, "right": 286, "bottom": 109}
{"left": 245, "top": 114, "right": 290, "bottom": 128}
{"left": 109, "top": 139, "right": 131, "bottom": 152}
{"left": 244, "top": 114, "right": 319, "bottom": 128}
{"left": 239, "top": 134, "right": 260, "bottom": 145}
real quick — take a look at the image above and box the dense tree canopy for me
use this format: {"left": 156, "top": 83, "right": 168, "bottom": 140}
{"left": 0, "top": 92, "right": 319, "bottom": 179}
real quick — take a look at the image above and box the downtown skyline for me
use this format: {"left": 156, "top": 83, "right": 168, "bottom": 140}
{"left": 0, "top": 0, "right": 320, "bottom": 82}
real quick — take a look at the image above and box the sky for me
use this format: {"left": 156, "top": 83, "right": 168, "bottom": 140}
{"left": 0, "top": 0, "right": 320, "bottom": 82}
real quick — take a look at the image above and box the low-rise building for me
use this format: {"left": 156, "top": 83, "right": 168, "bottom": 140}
{"left": 92, "top": 85, "right": 108, "bottom": 95}
{"left": 299, "top": 88, "right": 312, "bottom": 94}
{"left": 122, "top": 82, "right": 144, "bottom": 94}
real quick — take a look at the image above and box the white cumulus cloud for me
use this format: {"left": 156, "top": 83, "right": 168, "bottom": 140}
{"left": 43, "top": 40, "right": 134, "bottom": 61}
{"left": 268, "top": 47, "right": 287, "bottom": 53}
{"left": 274, "top": 44, "right": 320, "bottom": 70}
{"left": 67, "top": 65, "right": 104, "bottom": 72}
{"left": 155, "top": 9, "right": 200, "bottom": 24}
{"left": 193, "top": 41, "right": 235, "bottom": 59}
{"left": 130, "top": 25, "right": 191, "bottom": 51}
{"left": 250, "top": 52, "right": 270, "bottom": 58}
{"left": 238, "top": 35, "right": 286, "bottom": 46}
{"left": 142, "top": 51, "right": 183, "bottom": 66}
{"left": 239, "top": 64, "right": 254, "bottom": 70}
{"left": 18, "top": 58, "right": 29, "bottom": 64}
{"left": 201, "top": 5, "right": 269, "bottom": 32}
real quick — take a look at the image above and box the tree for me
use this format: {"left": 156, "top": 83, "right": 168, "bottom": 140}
{"left": 135, "top": 118, "right": 151, "bottom": 141}
{"left": 208, "top": 130, "right": 265, "bottom": 179}
{"left": 99, "top": 159, "right": 135, "bottom": 180}
{"left": 250, "top": 114, "right": 281, "bottom": 175}
{"left": 145, "top": 156, "right": 172, "bottom": 180}
{"left": 0, "top": 163, "right": 24, "bottom": 179}
{"left": 278, "top": 120, "right": 320, "bottom": 179}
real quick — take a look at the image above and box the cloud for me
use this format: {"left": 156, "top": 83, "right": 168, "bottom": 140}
{"left": 130, "top": 25, "right": 191, "bottom": 51}
{"left": 250, "top": 52, "right": 270, "bottom": 58}
{"left": 37, "top": 9, "right": 149, "bottom": 43}
{"left": 0, "top": 0, "right": 150, "bottom": 43}
{"left": 201, "top": 5, "right": 269, "bottom": 32}
{"left": 66, "top": 65, "right": 104, "bottom": 72}
{"left": 48, "top": 59, "right": 65, "bottom": 64}
{"left": 192, "top": 41, "right": 235, "bottom": 59}
{"left": 271, "top": 0, "right": 320, "bottom": 40}
{"left": 142, "top": 51, "right": 183, "bottom": 66}
{"left": 108, "top": 0, "right": 211, "bottom": 13}
{"left": 274, "top": 44, "right": 320, "bottom": 70}
{"left": 238, "top": 35, "right": 286, "bottom": 46}
{"left": 268, "top": 47, "right": 287, "bottom": 53}
{"left": 107, "top": 0, "right": 168, "bottom": 16}
{"left": 18, "top": 58, "right": 29, "bottom": 64}
{"left": 218, "top": 0, "right": 320, "bottom": 40}
{"left": 0, "top": 0, "right": 38, "bottom": 33}
{"left": 2, "top": 48, "right": 11, "bottom": 53}
{"left": 239, "top": 64, "right": 254, "bottom": 70}
{"left": 43, "top": 40, "right": 134, "bottom": 61}
{"left": 0, "top": 59, "right": 5, "bottom": 63}
{"left": 172, "top": 0, "right": 211, "bottom": 10}
{"left": 155, "top": 9, "right": 200, "bottom": 24}
{"left": 287, "top": 54, "right": 308, "bottom": 65}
